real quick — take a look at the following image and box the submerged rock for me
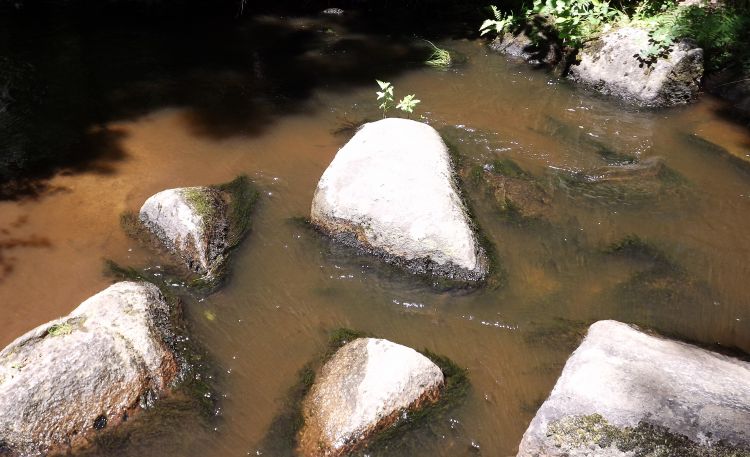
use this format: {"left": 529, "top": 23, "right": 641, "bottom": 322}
{"left": 568, "top": 27, "right": 703, "bottom": 107}
{"left": 0, "top": 281, "right": 181, "bottom": 456}
{"left": 478, "top": 159, "right": 551, "bottom": 220}
{"left": 311, "top": 118, "right": 488, "bottom": 281}
{"left": 140, "top": 186, "right": 229, "bottom": 278}
{"left": 517, "top": 320, "right": 750, "bottom": 457}
{"left": 299, "top": 338, "right": 444, "bottom": 456}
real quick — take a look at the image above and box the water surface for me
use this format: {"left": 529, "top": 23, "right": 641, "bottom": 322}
{"left": 1, "top": 13, "right": 749, "bottom": 457}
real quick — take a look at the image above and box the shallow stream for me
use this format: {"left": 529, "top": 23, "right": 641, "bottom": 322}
{"left": 1, "top": 12, "right": 749, "bottom": 457}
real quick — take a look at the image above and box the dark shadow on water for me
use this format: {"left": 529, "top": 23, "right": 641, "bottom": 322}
{"left": 0, "top": 2, "right": 461, "bottom": 199}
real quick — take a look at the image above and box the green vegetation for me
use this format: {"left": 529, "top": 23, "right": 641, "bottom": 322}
{"left": 215, "top": 175, "right": 259, "bottom": 248}
{"left": 375, "top": 80, "right": 421, "bottom": 118}
{"left": 627, "top": 1, "right": 750, "bottom": 70}
{"left": 424, "top": 41, "right": 453, "bottom": 68}
{"left": 480, "top": 5, "right": 517, "bottom": 36}
{"left": 482, "top": 0, "right": 750, "bottom": 72}
{"left": 182, "top": 188, "right": 217, "bottom": 221}
{"left": 47, "top": 322, "right": 73, "bottom": 337}
{"left": 118, "top": 175, "right": 258, "bottom": 292}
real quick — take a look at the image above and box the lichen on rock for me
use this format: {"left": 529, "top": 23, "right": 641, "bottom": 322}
{"left": 517, "top": 320, "right": 750, "bottom": 457}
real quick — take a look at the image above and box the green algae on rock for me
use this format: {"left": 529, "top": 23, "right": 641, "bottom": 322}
{"left": 127, "top": 175, "right": 258, "bottom": 291}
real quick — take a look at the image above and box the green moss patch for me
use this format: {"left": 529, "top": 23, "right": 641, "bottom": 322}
{"left": 47, "top": 322, "right": 73, "bottom": 337}
{"left": 182, "top": 188, "right": 218, "bottom": 221}
{"left": 119, "top": 175, "right": 259, "bottom": 294}
{"left": 547, "top": 414, "right": 750, "bottom": 457}
{"left": 215, "top": 175, "right": 259, "bottom": 249}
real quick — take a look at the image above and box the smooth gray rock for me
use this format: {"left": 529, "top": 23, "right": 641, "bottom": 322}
{"left": 517, "top": 320, "right": 750, "bottom": 457}
{"left": 299, "top": 338, "right": 444, "bottom": 456}
{"left": 568, "top": 27, "right": 704, "bottom": 107}
{"left": 0, "top": 282, "right": 180, "bottom": 456}
{"left": 140, "top": 186, "right": 229, "bottom": 278}
{"left": 311, "top": 118, "right": 488, "bottom": 281}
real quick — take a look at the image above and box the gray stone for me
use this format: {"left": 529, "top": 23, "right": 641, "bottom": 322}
{"left": 517, "top": 320, "right": 750, "bottom": 457}
{"left": 299, "top": 338, "right": 444, "bottom": 456}
{"left": 568, "top": 27, "right": 704, "bottom": 107}
{"left": 140, "top": 186, "right": 229, "bottom": 278}
{"left": 489, "top": 22, "right": 562, "bottom": 68}
{"left": 0, "top": 282, "right": 180, "bottom": 456}
{"left": 311, "top": 118, "right": 488, "bottom": 281}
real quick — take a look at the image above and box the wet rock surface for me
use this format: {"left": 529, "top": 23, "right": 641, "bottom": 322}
{"left": 489, "top": 18, "right": 564, "bottom": 71}
{"left": 140, "top": 186, "right": 229, "bottom": 279}
{"left": 311, "top": 118, "right": 489, "bottom": 281}
{"left": 0, "top": 281, "right": 181, "bottom": 457}
{"left": 568, "top": 27, "right": 703, "bottom": 107}
{"left": 517, "top": 320, "right": 750, "bottom": 457}
{"left": 299, "top": 338, "right": 444, "bottom": 457}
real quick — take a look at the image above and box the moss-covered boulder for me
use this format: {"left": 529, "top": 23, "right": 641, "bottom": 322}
{"left": 0, "top": 282, "right": 182, "bottom": 456}
{"left": 517, "top": 320, "right": 750, "bottom": 457}
{"left": 298, "top": 338, "right": 444, "bottom": 456}
{"left": 137, "top": 176, "right": 257, "bottom": 284}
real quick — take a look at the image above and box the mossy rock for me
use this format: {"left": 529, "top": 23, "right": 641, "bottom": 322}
{"left": 122, "top": 175, "right": 259, "bottom": 293}
{"left": 86, "top": 268, "right": 220, "bottom": 455}
{"left": 256, "top": 329, "right": 469, "bottom": 457}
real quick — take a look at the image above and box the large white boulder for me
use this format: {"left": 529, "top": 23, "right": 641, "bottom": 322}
{"left": 568, "top": 27, "right": 703, "bottom": 107}
{"left": 0, "top": 282, "right": 180, "bottom": 456}
{"left": 140, "top": 186, "right": 229, "bottom": 278}
{"left": 311, "top": 118, "right": 488, "bottom": 281}
{"left": 299, "top": 338, "right": 444, "bottom": 456}
{"left": 517, "top": 320, "right": 750, "bottom": 456}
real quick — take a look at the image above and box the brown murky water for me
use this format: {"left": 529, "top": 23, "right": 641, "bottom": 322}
{"left": 1, "top": 13, "right": 750, "bottom": 457}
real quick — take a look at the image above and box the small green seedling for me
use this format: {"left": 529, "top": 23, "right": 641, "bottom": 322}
{"left": 375, "top": 80, "right": 421, "bottom": 118}
{"left": 376, "top": 80, "right": 395, "bottom": 118}
{"left": 396, "top": 94, "right": 421, "bottom": 117}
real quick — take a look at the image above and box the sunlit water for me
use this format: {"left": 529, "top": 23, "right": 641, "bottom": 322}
{"left": 1, "top": 13, "right": 749, "bottom": 457}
